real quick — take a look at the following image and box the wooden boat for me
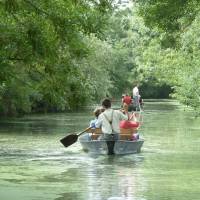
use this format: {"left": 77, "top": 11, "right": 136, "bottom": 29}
{"left": 79, "top": 128, "right": 144, "bottom": 155}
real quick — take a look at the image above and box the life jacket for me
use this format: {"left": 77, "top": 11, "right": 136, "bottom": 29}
{"left": 119, "top": 120, "right": 139, "bottom": 129}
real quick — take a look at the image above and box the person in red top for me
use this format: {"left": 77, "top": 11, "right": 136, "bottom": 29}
{"left": 122, "top": 94, "right": 132, "bottom": 105}
{"left": 122, "top": 94, "right": 134, "bottom": 111}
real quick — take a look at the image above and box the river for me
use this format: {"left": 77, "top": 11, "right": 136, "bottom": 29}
{"left": 0, "top": 100, "right": 199, "bottom": 200}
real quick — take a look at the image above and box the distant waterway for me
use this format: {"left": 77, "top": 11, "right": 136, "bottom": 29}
{"left": 0, "top": 100, "right": 200, "bottom": 200}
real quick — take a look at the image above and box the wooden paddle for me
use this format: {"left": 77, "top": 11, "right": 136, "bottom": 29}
{"left": 60, "top": 127, "right": 91, "bottom": 147}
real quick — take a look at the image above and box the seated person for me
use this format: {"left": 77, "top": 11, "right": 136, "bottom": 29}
{"left": 119, "top": 123, "right": 140, "bottom": 140}
{"left": 89, "top": 107, "right": 105, "bottom": 128}
{"left": 122, "top": 94, "right": 132, "bottom": 106}
{"left": 80, "top": 107, "right": 104, "bottom": 141}
{"left": 123, "top": 94, "right": 136, "bottom": 112}
{"left": 121, "top": 103, "right": 137, "bottom": 122}
{"left": 119, "top": 120, "right": 139, "bottom": 129}
{"left": 119, "top": 113, "right": 140, "bottom": 140}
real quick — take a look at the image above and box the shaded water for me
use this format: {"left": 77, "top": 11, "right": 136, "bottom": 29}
{"left": 0, "top": 100, "right": 200, "bottom": 200}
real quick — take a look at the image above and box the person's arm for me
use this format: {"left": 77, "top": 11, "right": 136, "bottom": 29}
{"left": 95, "top": 115, "right": 103, "bottom": 128}
{"left": 89, "top": 120, "right": 94, "bottom": 128}
{"left": 129, "top": 112, "right": 137, "bottom": 121}
{"left": 118, "top": 110, "right": 128, "bottom": 120}
{"left": 123, "top": 103, "right": 128, "bottom": 112}
{"left": 89, "top": 119, "right": 97, "bottom": 128}
{"left": 120, "top": 103, "right": 128, "bottom": 116}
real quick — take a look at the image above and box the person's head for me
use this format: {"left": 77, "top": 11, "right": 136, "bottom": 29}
{"left": 133, "top": 81, "right": 139, "bottom": 87}
{"left": 93, "top": 107, "right": 103, "bottom": 118}
{"left": 101, "top": 107, "right": 105, "bottom": 113}
{"left": 102, "top": 98, "right": 111, "bottom": 109}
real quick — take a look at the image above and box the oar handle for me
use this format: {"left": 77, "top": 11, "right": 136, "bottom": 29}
{"left": 77, "top": 127, "right": 91, "bottom": 136}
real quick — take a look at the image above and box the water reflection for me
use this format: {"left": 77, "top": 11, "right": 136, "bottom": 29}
{"left": 1, "top": 100, "right": 200, "bottom": 200}
{"left": 55, "top": 154, "right": 145, "bottom": 200}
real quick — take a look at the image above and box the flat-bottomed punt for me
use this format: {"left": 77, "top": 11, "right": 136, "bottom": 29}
{"left": 79, "top": 137, "right": 144, "bottom": 155}
{"left": 79, "top": 128, "right": 144, "bottom": 155}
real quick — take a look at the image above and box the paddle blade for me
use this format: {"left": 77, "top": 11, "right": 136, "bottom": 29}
{"left": 60, "top": 134, "right": 78, "bottom": 147}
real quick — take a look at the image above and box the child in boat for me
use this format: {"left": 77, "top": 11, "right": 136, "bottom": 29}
{"left": 89, "top": 107, "right": 105, "bottom": 128}
{"left": 80, "top": 107, "right": 104, "bottom": 141}
{"left": 88, "top": 107, "right": 105, "bottom": 140}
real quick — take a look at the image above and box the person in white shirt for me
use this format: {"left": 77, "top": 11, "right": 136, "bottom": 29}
{"left": 132, "top": 83, "right": 140, "bottom": 111}
{"left": 95, "top": 98, "right": 128, "bottom": 141}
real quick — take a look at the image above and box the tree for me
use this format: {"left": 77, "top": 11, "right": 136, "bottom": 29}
{"left": 136, "top": 0, "right": 199, "bottom": 32}
{"left": 135, "top": 0, "right": 200, "bottom": 113}
{"left": 0, "top": 0, "right": 113, "bottom": 116}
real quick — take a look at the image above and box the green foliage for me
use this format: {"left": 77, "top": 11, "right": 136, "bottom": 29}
{"left": 105, "top": 9, "right": 150, "bottom": 96}
{"left": 136, "top": 0, "right": 200, "bottom": 47}
{"left": 0, "top": 67, "right": 33, "bottom": 116}
{"left": 79, "top": 35, "right": 114, "bottom": 101}
{"left": 4, "top": 0, "right": 198, "bottom": 117}
{"left": 0, "top": 0, "right": 114, "bottom": 116}
{"left": 135, "top": 4, "right": 200, "bottom": 113}
{"left": 136, "top": 0, "right": 199, "bottom": 32}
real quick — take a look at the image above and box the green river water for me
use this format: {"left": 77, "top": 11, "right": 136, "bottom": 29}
{"left": 0, "top": 100, "right": 199, "bottom": 200}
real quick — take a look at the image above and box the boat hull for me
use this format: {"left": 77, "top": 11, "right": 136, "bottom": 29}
{"left": 79, "top": 135, "right": 144, "bottom": 155}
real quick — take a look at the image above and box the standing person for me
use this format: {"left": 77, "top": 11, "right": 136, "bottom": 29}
{"left": 132, "top": 83, "right": 140, "bottom": 111}
{"left": 95, "top": 98, "right": 128, "bottom": 154}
